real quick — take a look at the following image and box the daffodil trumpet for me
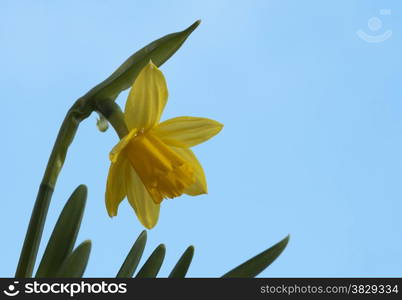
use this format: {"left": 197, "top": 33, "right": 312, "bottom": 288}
{"left": 106, "top": 61, "right": 223, "bottom": 229}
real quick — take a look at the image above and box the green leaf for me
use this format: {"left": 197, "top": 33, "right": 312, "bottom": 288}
{"left": 135, "top": 244, "right": 166, "bottom": 278}
{"left": 116, "top": 231, "right": 147, "bottom": 278}
{"left": 35, "top": 185, "right": 87, "bottom": 278}
{"left": 85, "top": 20, "right": 200, "bottom": 101}
{"left": 222, "top": 235, "right": 290, "bottom": 278}
{"left": 168, "top": 246, "right": 194, "bottom": 278}
{"left": 57, "top": 240, "right": 92, "bottom": 278}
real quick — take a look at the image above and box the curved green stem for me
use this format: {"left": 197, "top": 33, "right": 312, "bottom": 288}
{"left": 95, "top": 99, "right": 128, "bottom": 139}
{"left": 15, "top": 97, "right": 127, "bottom": 277}
{"left": 15, "top": 97, "right": 94, "bottom": 277}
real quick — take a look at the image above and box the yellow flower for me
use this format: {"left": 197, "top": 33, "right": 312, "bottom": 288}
{"left": 105, "top": 61, "right": 223, "bottom": 229}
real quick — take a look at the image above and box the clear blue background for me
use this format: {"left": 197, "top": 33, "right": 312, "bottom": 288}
{"left": 1, "top": 0, "right": 401, "bottom": 277}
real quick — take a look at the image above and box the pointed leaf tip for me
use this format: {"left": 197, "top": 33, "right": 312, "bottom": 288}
{"left": 135, "top": 244, "right": 166, "bottom": 278}
{"left": 222, "top": 235, "right": 290, "bottom": 278}
{"left": 169, "top": 245, "right": 195, "bottom": 278}
{"left": 117, "top": 230, "right": 147, "bottom": 278}
{"left": 185, "top": 20, "right": 201, "bottom": 33}
{"left": 56, "top": 240, "right": 92, "bottom": 278}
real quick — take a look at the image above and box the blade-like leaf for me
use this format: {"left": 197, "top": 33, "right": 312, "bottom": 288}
{"left": 135, "top": 244, "right": 166, "bottom": 278}
{"left": 35, "top": 185, "right": 87, "bottom": 278}
{"left": 222, "top": 235, "right": 290, "bottom": 278}
{"left": 85, "top": 20, "right": 200, "bottom": 101}
{"left": 116, "top": 231, "right": 147, "bottom": 278}
{"left": 168, "top": 246, "right": 194, "bottom": 278}
{"left": 57, "top": 240, "right": 91, "bottom": 278}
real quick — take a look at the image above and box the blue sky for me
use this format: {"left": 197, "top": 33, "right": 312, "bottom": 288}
{"left": 1, "top": 0, "right": 402, "bottom": 277}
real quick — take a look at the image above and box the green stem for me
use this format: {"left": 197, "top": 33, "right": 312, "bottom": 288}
{"left": 95, "top": 99, "right": 128, "bottom": 139}
{"left": 15, "top": 97, "right": 94, "bottom": 277}
{"left": 15, "top": 183, "right": 54, "bottom": 277}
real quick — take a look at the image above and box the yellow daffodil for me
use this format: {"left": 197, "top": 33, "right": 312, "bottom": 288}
{"left": 105, "top": 61, "right": 223, "bottom": 229}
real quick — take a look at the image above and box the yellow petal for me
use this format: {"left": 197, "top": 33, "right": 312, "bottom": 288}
{"left": 125, "top": 164, "right": 160, "bottom": 229}
{"left": 171, "top": 147, "right": 207, "bottom": 196}
{"left": 105, "top": 155, "right": 128, "bottom": 217}
{"left": 109, "top": 129, "right": 138, "bottom": 163}
{"left": 124, "top": 61, "right": 168, "bottom": 131}
{"left": 153, "top": 116, "right": 223, "bottom": 148}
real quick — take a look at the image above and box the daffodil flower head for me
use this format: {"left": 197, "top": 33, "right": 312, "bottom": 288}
{"left": 106, "top": 61, "right": 223, "bottom": 229}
